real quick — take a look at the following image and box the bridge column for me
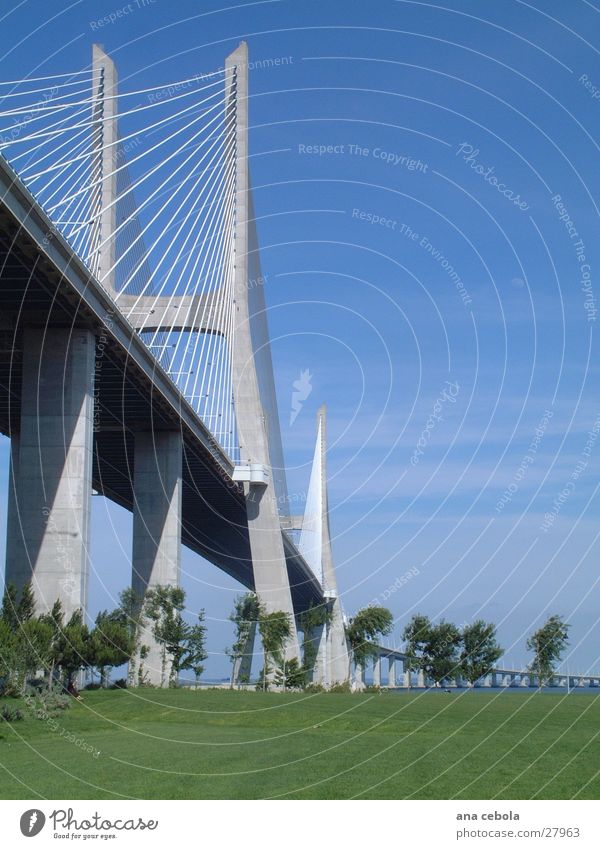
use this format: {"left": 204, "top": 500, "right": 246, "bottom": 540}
{"left": 417, "top": 669, "right": 426, "bottom": 688}
{"left": 354, "top": 661, "right": 366, "bottom": 690}
{"left": 131, "top": 430, "right": 182, "bottom": 687}
{"left": 388, "top": 656, "right": 396, "bottom": 688}
{"left": 5, "top": 327, "right": 95, "bottom": 619}
{"left": 225, "top": 43, "right": 300, "bottom": 662}
{"left": 403, "top": 660, "right": 411, "bottom": 688}
{"left": 373, "top": 655, "right": 381, "bottom": 687}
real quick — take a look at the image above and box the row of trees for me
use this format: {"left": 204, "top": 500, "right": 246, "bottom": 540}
{"left": 227, "top": 595, "right": 395, "bottom": 690}
{"left": 398, "top": 613, "right": 569, "bottom": 687}
{"left": 225, "top": 594, "right": 571, "bottom": 690}
{"left": 1, "top": 578, "right": 570, "bottom": 692}
{"left": 0, "top": 583, "right": 207, "bottom": 694}
{"left": 401, "top": 614, "right": 503, "bottom": 685}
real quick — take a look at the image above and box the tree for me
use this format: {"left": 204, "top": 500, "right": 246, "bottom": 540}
{"left": 527, "top": 615, "right": 569, "bottom": 686}
{"left": 179, "top": 610, "right": 208, "bottom": 683}
{"left": 227, "top": 593, "right": 259, "bottom": 686}
{"left": 89, "top": 609, "right": 135, "bottom": 687}
{"left": 144, "top": 585, "right": 187, "bottom": 687}
{"left": 257, "top": 609, "right": 292, "bottom": 691}
{"left": 16, "top": 583, "right": 35, "bottom": 624}
{"left": 14, "top": 617, "right": 53, "bottom": 685}
{"left": 1, "top": 582, "right": 19, "bottom": 629}
{"left": 38, "top": 600, "right": 64, "bottom": 690}
{"left": 402, "top": 614, "right": 432, "bottom": 688}
{"left": 422, "top": 621, "right": 462, "bottom": 685}
{"left": 298, "top": 602, "right": 331, "bottom": 682}
{"left": 460, "top": 620, "right": 503, "bottom": 685}
{"left": 274, "top": 657, "right": 306, "bottom": 690}
{"left": 346, "top": 606, "right": 393, "bottom": 680}
{"left": 0, "top": 617, "right": 16, "bottom": 694}
{"left": 117, "top": 588, "right": 148, "bottom": 687}
{"left": 55, "top": 609, "right": 91, "bottom": 688}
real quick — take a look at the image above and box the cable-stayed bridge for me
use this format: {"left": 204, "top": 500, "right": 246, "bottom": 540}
{"left": 0, "top": 43, "right": 349, "bottom": 686}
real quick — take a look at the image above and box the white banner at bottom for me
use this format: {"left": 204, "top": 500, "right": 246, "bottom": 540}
{"left": 0, "top": 799, "right": 598, "bottom": 846}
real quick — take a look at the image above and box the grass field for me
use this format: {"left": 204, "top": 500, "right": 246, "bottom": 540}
{"left": 1, "top": 688, "right": 600, "bottom": 799}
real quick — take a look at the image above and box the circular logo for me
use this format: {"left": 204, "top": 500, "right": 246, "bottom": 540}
{"left": 19, "top": 810, "right": 46, "bottom": 837}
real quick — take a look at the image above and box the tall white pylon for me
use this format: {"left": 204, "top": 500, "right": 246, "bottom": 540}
{"left": 225, "top": 42, "right": 300, "bottom": 659}
{"left": 300, "top": 405, "right": 350, "bottom": 686}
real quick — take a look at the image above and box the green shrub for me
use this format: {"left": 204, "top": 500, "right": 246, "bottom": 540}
{"left": 1, "top": 705, "right": 24, "bottom": 722}
{"left": 328, "top": 681, "right": 352, "bottom": 693}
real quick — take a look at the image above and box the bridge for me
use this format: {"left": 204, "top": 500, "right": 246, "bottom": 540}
{"left": 355, "top": 648, "right": 600, "bottom": 690}
{"left": 0, "top": 43, "right": 349, "bottom": 686}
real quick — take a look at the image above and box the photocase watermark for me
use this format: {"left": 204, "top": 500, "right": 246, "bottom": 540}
{"left": 351, "top": 208, "right": 398, "bottom": 230}
{"left": 297, "top": 142, "right": 428, "bottom": 172}
{"left": 410, "top": 380, "right": 460, "bottom": 465}
{"left": 20, "top": 809, "right": 46, "bottom": 837}
{"left": 540, "top": 413, "right": 600, "bottom": 532}
{"left": 0, "top": 86, "right": 58, "bottom": 145}
{"left": 148, "top": 56, "right": 293, "bottom": 103}
{"left": 93, "top": 310, "right": 115, "bottom": 433}
{"left": 399, "top": 223, "right": 472, "bottom": 307}
{"left": 368, "top": 566, "right": 420, "bottom": 607}
{"left": 579, "top": 73, "right": 600, "bottom": 102}
{"left": 89, "top": 0, "right": 157, "bottom": 30}
{"left": 289, "top": 369, "right": 313, "bottom": 426}
{"left": 551, "top": 193, "right": 596, "bottom": 322}
{"left": 495, "top": 409, "right": 553, "bottom": 513}
{"left": 455, "top": 143, "right": 530, "bottom": 211}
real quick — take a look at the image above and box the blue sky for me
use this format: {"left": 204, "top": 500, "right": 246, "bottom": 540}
{"left": 1, "top": 0, "right": 600, "bottom": 678}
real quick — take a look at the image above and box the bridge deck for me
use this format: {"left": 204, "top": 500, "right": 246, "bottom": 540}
{"left": 0, "top": 156, "right": 322, "bottom": 613}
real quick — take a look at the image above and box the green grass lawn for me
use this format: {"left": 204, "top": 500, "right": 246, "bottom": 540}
{"left": 1, "top": 688, "right": 600, "bottom": 799}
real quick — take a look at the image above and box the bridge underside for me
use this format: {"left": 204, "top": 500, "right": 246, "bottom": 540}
{"left": 0, "top": 172, "right": 322, "bottom": 614}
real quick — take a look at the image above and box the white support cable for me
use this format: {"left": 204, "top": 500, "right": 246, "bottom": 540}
{"left": 0, "top": 84, "right": 99, "bottom": 119}
{"left": 220, "top": 207, "right": 237, "bottom": 457}
{"left": 137, "top": 148, "right": 232, "bottom": 343}
{"left": 15, "top": 75, "right": 228, "bottom": 149}
{"left": 20, "top": 124, "right": 92, "bottom": 180}
{"left": 33, "top": 81, "right": 230, "bottom": 179}
{"left": 129, "top": 129, "right": 236, "bottom": 351}
{"left": 199, "top": 170, "right": 235, "bottom": 422}
{"left": 70, "top": 165, "right": 103, "bottom": 261}
{"left": 176, "top": 137, "right": 236, "bottom": 398}
{"left": 186, "top": 116, "right": 236, "bottom": 417}
{"left": 0, "top": 74, "right": 98, "bottom": 100}
{"left": 108, "top": 126, "right": 232, "bottom": 312}
{"left": 0, "top": 70, "right": 100, "bottom": 85}
{"left": 148, "top": 140, "right": 235, "bottom": 385}
{"left": 176, "top": 104, "right": 236, "bottom": 388}
{"left": 79, "top": 66, "right": 231, "bottom": 107}
{"left": 219, "top": 132, "right": 238, "bottom": 457}
{"left": 91, "top": 104, "right": 231, "bottom": 286}
{"left": 204, "top": 193, "right": 236, "bottom": 437}
{"left": 5, "top": 101, "right": 92, "bottom": 162}
{"left": 38, "top": 157, "right": 99, "bottom": 252}
{"left": 60, "top": 160, "right": 103, "bottom": 261}
{"left": 52, "top": 92, "right": 225, "bottom": 216}
{"left": 28, "top": 137, "right": 95, "bottom": 206}
{"left": 170, "top": 161, "right": 235, "bottom": 400}
{"left": 41, "top": 148, "right": 98, "bottom": 217}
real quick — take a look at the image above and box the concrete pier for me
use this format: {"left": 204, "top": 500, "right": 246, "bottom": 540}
{"left": 131, "top": 430, "right": 182, "bottom": 686}
{"left": 388, "top": 656, "right": 396, "bottom": 687}
{"left": 5, "top": 327, "right": 95, "bottom": 619}
{"left": 373, "top": 655, "right": 381, "bottom": 687}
